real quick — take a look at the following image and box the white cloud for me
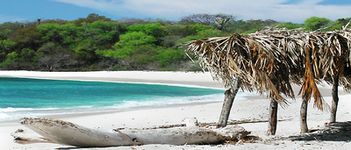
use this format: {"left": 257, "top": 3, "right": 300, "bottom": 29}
{"left": 53, "top": 0, "right": 351, "bottom": 22}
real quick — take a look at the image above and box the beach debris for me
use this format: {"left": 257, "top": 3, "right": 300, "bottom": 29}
{"left": 16, "top": 117, "right": 252, "bottom": 147}
{"left": 182, "top": 117, "right": 199, "bottom": 127}
{"left": 11, "top": 128, "right": 53, "bottom": 144}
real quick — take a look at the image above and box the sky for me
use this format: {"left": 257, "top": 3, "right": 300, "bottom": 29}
{"left": 0, "top": 0, "right": 351, "bottom": 23}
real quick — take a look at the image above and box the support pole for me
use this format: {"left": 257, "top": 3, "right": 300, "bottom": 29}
{"left": 300, "top": 98, "right": 309, "bottom": 133}
{"left": 267, "top": 100, "right": 278, "bottom": 135}
{"left": 330, "top": 75, "right": 339, "bottom": 123}
{"left": 217, "top": 78, "right": 241, "bottom": 128}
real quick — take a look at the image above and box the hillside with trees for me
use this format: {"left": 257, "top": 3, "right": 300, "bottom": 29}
{"left": 0, "top": 13, "right": 349, "bottom": 71}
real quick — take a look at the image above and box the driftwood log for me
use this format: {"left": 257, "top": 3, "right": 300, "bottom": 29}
{"left": 12, "top": 117, "right": 251, "bottom": 148}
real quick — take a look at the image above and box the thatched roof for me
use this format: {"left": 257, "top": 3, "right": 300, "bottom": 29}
{"left": 187, "top": 29, "right": 351, "bottom": 110}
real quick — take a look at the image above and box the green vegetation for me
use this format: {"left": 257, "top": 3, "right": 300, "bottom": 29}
{"left": 303, "top": 17, "right": 332, "bottom": 31}
{"left": 0, "top": 14, "right": 350, "bottom": 71}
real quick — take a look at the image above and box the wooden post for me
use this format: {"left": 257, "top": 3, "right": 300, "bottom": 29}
{"left": 300, "top": 98, "right": 309, "bottom": 133}
{"left": 330, "top": 75, "right": 339, "bottom": 123}
{"left": 217, "top": 78, "right": 241, "bottom": 128}
{"left": 267, "top": 100, "right": 278, "bottom": 135}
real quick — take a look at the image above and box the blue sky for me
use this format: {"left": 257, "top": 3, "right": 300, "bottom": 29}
{"left": 0, "top": 0, "right": 351, "bottom": 23}
{"left": 285, "top": 0, "right": 351, "bottom": 5}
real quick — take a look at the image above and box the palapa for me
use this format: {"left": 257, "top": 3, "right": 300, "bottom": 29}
{"left": 187, "top": 28, "right": 351, "bottom": 134}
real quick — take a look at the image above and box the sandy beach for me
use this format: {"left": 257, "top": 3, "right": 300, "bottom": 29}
{"left": 0, "top": 71, "right": 350, "bottom": 150}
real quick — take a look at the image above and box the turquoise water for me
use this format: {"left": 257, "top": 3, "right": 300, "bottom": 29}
{"left": 0, "top": 77, "right": 223, "bottom": 121}
{"left": 0, "top": 77, "right": 223, "bottom": 108}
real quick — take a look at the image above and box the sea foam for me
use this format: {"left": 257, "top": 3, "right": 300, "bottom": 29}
{"left": 0, "top": 91, "right": 255, "bottom": 122}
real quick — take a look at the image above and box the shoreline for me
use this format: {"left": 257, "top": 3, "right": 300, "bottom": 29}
{"left": 0, "top": 71, "right": 226, "bottom": 124}
{"left": 1, "top": 71, "right": 350, "bottom": 150}
{"left": 0, "top": 98, "right": 224, "bottom": 124}
{"left": 0, "top": 70, "right": 224, "bottom": 89}
{"left": 0, "top": 71, "right": 230, "bottom": 149}
{"left": 6, "top": 76, "right": 224, "bottom": 90}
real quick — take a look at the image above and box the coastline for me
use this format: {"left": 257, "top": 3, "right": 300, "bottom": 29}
{"left": 0, "top": 70, "right": 226, "bottom": 124}
{"left": 0, "top": 70, "right": 224, "bottom": 89}
{"left": 0, "top": 97, "right": 224, "bottom": 124}
{"left": 0, "top": 71, "right": 227, "bottom": 150}
{"left": 0, "top": 71, "right": 350, "bottom": 150}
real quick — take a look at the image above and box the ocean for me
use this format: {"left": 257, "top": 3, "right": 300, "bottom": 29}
{"left": 0, "top": 77, "right": 224, "bottom": 121}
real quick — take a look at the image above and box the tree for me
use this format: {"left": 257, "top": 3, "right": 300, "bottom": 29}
{"left": 0, "top": 22, "right": 23, "bottom": 39}
{"left": 0, "top": 39, "right": 16, "bottom": 51}
{"left": 37, "top": 42, "right": 76, "bottom": 71}
{"left": 84, "top": 21, "right": 124, "bottom": 45}
{"left": 163, "top": 24, "right": 197, "bottom": 37}
{"left": 37, "top": 23, "right": 82, "bottom": 45}
{"left": 8, "top": 25, "right": 41, "bottom": 49}
{"left": 0, "top": 39, "right": 16, "bottom": 60}
{"left": 177, "top": 28, "right": 224, "bottom": 45}
{"left": 226, "top": 19, "right": 277, "bottom": 34}
{"left": 327, "top": 18, "right": 351, "bottom": 30}
{"left": 155, "top": 48, "right": 185, "bottom": 68}
{"left": 127, "top": 23, "right": 164, "bottom": 36}
{"left": 127, "top": 22, "right": 165, "bottom": 45}
{"left": 73, "top": 39, "right": 99, "bottom": 65}
{"left": 99, "top": 32, "right": 156, "bottom": 59}
{"left": 214, "top": 14, "right": 234, "bottom": 30}
{"left": 0, "top": 52, "right": 19, "bottom": 69}
{"left": 74, "top": 21, "right": 124, "bottom": 65}
{"left": 276, "top": 22, "right": 303, "bottom": 29}
{"left": 304, "top": 17, "right": 332, "bottom": 31}
{"left": 18, "top": 48, "right": 37, "bottom": 69}
{"left": 181, "top": 14, "right": 235, "bottom": 31}
{"left": 97, "top": 31, "right": 158, "bottom": 69}
{"left": 75, "top": 13, "right": 112, "bottom": 25}
{"left": 181, "top": 14, "right": 214, "bottom": 24}
{"left": 37, "top": 23, "right": 62, "bottom": 42}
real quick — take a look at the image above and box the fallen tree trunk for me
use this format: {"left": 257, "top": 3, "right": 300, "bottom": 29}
{"left": 14, "top": 117, "right": 251, "bottom": 147}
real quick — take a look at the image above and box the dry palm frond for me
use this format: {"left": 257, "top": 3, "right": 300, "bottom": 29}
{"left": 187, "top": 28, "right": 351, "bottom": 110}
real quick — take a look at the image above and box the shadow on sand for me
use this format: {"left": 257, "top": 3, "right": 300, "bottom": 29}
{"left": 289, "top": 121, "right": 351, "bottom": 142}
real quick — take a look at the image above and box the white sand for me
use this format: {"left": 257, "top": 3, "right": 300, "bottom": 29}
{"left": 0, "top": 71, "right": 350, "bottom": 150}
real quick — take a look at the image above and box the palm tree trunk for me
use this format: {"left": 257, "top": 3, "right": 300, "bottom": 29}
{"left": 330, "top": 75, "right": 339, "bottom": 123}
{"left": 217, "top": 78, "right": 241, "bottom": 128}
{"left": 300, "top": 98, "right": 309, "bottom": 133}
{"left": 267, "top": 100, "right": 278, "bottom": 135}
